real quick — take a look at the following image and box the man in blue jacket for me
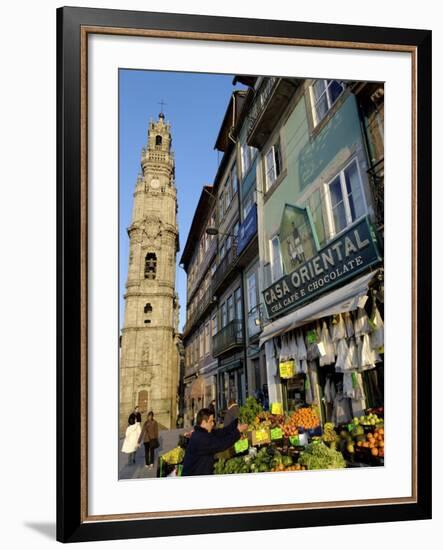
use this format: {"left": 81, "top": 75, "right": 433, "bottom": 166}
{"left": 182, "top": 407, "right": 248, "bottom": 476}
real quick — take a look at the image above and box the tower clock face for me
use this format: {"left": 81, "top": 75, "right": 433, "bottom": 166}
{"left": 150, "top": 178, "right": 160, "bottom": 189}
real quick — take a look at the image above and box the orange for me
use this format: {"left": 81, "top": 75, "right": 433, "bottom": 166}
{"left": 371, "top": 447, "right": 379, "bottom": 456}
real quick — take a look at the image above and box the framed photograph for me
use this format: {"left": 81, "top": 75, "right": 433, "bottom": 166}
{"left": 57, "top": 6, "right": 432, "bottom": 543}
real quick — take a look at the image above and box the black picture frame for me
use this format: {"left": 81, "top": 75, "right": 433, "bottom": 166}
{"left": 57, "top": 6, "right": 432, "bottom": 543}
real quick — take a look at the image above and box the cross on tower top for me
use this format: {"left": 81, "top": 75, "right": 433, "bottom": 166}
{"left": 158, "top": 99, "right": 167, "bottom": 118}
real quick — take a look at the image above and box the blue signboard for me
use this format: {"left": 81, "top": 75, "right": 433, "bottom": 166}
{"left": 262, "top": 216, "right": 382, "bottom": 319}
{"left": 237, "top": 205, "right": 257, "bottom": 254}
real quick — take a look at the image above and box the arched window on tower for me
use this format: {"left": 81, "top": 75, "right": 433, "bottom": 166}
{"left": 155, "top": 135, "right": 162, "bottom": 147}
{"left": 144, "top": 252, "right": 157, "bottom": 279}
{"left": 144, "top": 303, "right": 153, "bottom": 323}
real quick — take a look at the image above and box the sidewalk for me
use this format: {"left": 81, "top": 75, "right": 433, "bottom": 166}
{"left": 119, "top": 428, "right": 185, "bottom": 480}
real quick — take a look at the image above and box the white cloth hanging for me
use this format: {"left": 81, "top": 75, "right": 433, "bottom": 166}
{"left": 335, "top": 339, "right": 351, "bottom": 372}
{"left": 296, "top": 329, "right": 307, "bottom": 360}
{"left": 347, "top": 337, "right": 359, "bottom": 370}
{"left": 331, "top": 314, "right": 346, "bottom": 341}
{"left": 344, "top": 311, "right": 355, "bottom": 338}
{"left": 343, "top": 373, "right": 355, "bottom": 399}
{"left": 319, "top": 320, "right": 335, "bottom": 366}
{"left": 370, "top": 304, "right": 384, "bottom": 350}
{"left": 354, "top": 307, "right": 371, "bottom": 337}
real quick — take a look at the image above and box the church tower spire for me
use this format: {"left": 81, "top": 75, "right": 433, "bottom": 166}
{"left": 120, "top": 113, "right": 180, "bottom": 433}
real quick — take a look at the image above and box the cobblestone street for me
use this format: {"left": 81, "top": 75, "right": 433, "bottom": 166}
{"left": 119, "top": 428, "right": 185, "bottom": 479}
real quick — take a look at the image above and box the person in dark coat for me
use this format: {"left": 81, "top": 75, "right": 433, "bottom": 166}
{"left": 223, "top": 398, "right": 240, "bottom": 427}
{"left": 128, "top": 406, "right": 141, "bottom": 425}
{"left": 138, "top": 411, "right": 159, "bottom": 469}
{"left": 182, "top": 408, "right": 247, "bottom": 476}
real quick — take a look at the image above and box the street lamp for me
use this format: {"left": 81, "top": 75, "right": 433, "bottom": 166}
{"left": 205, "top": 227, "right": 237, "bottom": 240}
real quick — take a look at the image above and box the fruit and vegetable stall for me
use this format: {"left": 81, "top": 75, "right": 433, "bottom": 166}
{"left": 158, "top": 399, "right": 384, "bottom": 476}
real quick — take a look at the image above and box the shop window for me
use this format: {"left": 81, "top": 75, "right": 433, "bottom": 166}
{"left": 270, "top": 235, "right": 284, "bottom": 282}
{"left": 310, "top": 79, "right": 344, "bottom": 127}
{"left": 265, "top": 138, "right": 282, "bottom": 191}
{"left": 144, "top": 252, "right": 157, "bottom": 279}
{"left": 325, "top": 158, "right": 367, "bottom": 237}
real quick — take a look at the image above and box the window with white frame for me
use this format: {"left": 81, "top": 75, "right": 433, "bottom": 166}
{"left": 325, "top": 158, "right": 367, "bottom": 237}
{"left": 205, "top": 322, "right": 210, "bottom": 355}
{"left": 241, "top": 143, "right": 256, "bottom": 177}
{"left": 211, "top": 312, "right": 218, "bottom": 337}
{"left": 231, "top": 163, "right": 238, "bottom": 196}
{"left": 227, "top": 295, "right": 234, "bottom": 322}
{"left": 221, "top": 302, "right": 227, "bottom": 328}
{"left": 225, "top": 179, "right": 232, "bottom": 211}
{"left": 200, "top": 328, "right": 204, "bottom": 358}
{"left": 265, "top": 139, "right": 282, "bottom": 191}
{"left": 219, "top": 191, "right": 224, "bottom": 219}
{"left": 270, "top": 235, "right": 284, "bottom": 282}
{"left": 247, "top": 272, "right": 258, "bottom": 314}
{"left": 310, "top": 79, "right": 345, "bottom": 126}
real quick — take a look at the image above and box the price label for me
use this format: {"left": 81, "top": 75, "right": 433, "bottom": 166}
{"left": 289, "top": 435, "right": 300, "bottom": 446}
{"left": 270, "top": 427, "right": 283, "bottom": 440}
{"left": 279, "top": 360, "right": 295, "bottom": 379}
{"left": 254, "top": 429, "right": 269, "bottom": 443}
{"left": 271, "top": 402, "right": 283, "bottom": 415}
{"left": 234, "top": 438, "right": 249, "bottom": 454}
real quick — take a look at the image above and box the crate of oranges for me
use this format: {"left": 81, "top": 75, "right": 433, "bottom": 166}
{"left": 355, "top": 427, "right": 384, "bottom": 464}
{"left": 290, "top": 407, "right": 321, "bottom": 430}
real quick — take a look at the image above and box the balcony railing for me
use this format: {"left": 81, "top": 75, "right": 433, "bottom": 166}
{"left": 212, "top": 319, "right": 244, "bottom": 357}
{"left": 183, "top": 285, "right": 216, "bottom": 337}
{"left": 247, "top": 77, "right": 299, "bottom": 149}
{"left": 212, "top": 245, "right": 239, "bottom": 294}
{"left": 187, "top": 239, "right": 217, "bottom": 304}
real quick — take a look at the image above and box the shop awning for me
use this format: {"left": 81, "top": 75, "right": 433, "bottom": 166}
{"left": 190, "top": 377, "right": 205, "bottom": 399}
{"left": 259, "top": 270, "right": 378, "bottom": 346}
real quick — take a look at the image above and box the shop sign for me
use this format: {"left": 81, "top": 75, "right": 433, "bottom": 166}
{"left": 237, "top": 204, "right": 257, "bottom": 254}
{"left": 279, "top": 360, "right": 295, "bottom": 379}
{"left": 263, "top": 216, "right": 382, "bottom": 320}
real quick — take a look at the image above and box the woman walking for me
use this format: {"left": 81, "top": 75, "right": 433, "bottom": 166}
{"left": 121, "top": 416, "right": 141, "bottom": 465}
{"left": 138, "top": 411, "right": 159, "bottom": 469}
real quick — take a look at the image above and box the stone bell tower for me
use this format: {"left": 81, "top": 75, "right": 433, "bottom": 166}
{"left": 119, "top": 111, "right": 180, "bottom": 434}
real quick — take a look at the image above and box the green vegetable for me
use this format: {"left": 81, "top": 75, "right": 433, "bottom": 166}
{"left": 298, "top": 442, "right": 346, "bottom": 470}
{"left": 239, "top": 397, "right": 263, "bottom": 427}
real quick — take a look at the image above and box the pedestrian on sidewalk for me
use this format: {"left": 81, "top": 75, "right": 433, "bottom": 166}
{"left": 138, "top": 411, "right": 159, "bottom": 469}
{"left": 121, "top": 416, "right": 141, "bottom": 465}
{"left": 182, "top": 408, "right": 248, "bottom": 476}
{"left": 223, "top": 398, "right": 240, "bottom": 427}
{"left": 128, "top": 405, "right": 142, "bottom": 425}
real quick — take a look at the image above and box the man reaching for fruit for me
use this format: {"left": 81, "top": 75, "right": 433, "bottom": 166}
{"left": 182, "top": 408, "right": 248, "bottom": 476}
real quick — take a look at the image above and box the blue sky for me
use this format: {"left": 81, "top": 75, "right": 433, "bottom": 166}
{"left": 119, "top": 70, "right": 245, "bottom": 331}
